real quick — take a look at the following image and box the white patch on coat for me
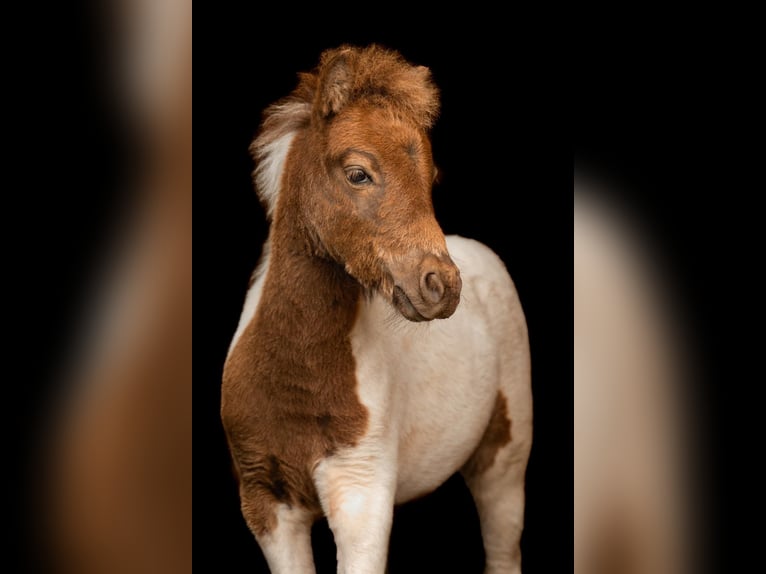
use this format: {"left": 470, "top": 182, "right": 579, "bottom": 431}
{"left": 230, "top": 233, "right": 533, "bottom": 573}
{"left": 314, "top": 234, "right": 532, "bottom": 544}
{"left": 227, "top": 241, "right": 270, "bottom": 356}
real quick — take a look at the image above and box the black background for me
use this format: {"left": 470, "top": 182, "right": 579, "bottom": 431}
{"left": 195, "top": 16, "right": 571, "bottom": 574}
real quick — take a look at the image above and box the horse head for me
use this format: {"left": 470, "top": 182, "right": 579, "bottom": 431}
{"left": 255, "top": 45, "right": 462, "bottom": 321}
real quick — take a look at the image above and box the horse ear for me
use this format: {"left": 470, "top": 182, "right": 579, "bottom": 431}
{"left": 316, "top": 50, "right": 353, "bottom": 119}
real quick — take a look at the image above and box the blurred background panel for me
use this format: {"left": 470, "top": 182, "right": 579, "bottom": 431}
{"left": 573, "top": 44, "right": 736, "bottom": 570}
{"left": 574, "top": 183, "right": 696, "bottom": 574}
{"left": 17, "top": 0, "right": 192, "bottom": 572}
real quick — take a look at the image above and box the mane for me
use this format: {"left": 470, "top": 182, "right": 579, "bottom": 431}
{"left": 249, "top": 45, "right": 439, "bottom": 219}
{"left": 249, "top": 96, "right": 312, "bottom": 219}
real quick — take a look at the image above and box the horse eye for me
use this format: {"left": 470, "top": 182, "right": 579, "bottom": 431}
{"left": 345, "top": 167, "right": 371, "bottom": 185}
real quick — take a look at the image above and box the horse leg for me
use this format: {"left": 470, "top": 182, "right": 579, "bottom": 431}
{"left": 227, "top": 442, "right": 317, "bottom": 573}
{"left": 314, "top": 457, "right": 395, "bottom": 574}
{"left": 462, "top": 439, "right": 530, "bottom": 574}
{"left": 240, "top": 495, "right": 316, "bottom": 574}
{"left": 461, "top": 393, "right": 532, "bottom": 574}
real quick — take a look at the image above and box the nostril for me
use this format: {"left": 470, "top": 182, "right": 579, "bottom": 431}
{"left": 422, "top": 271, "right": 445, "bottom": 304}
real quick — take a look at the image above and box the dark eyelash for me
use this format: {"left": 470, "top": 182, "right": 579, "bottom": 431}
{"left": 346, "top": 168, "right": 371, "bottom": 185}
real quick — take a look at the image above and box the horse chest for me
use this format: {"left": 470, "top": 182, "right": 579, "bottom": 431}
{"left": 221, "top": 261, "right": 371, "bottom": 527}
{"left": 224, "top": 250, "right": 500, "bottom": 521}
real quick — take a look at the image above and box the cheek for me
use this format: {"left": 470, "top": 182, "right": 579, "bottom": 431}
{"left": 308, "top": 178, "right": 352, "bottom": 220}
{"left": 348, "top": 193, "right": 384, "bottom": 222}
{"left": 324, "top": 178, "right": 385, "bottom": 227}
{"left": 311, "top": 190, "right": 375, "bottom": 247}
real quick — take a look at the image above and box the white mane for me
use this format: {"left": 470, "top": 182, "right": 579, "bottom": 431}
{"left": 250, "top": 100, "right": 311, "bottom": 218}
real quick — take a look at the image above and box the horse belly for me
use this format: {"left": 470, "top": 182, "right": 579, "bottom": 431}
{"left": 394, "top": 327, "right": 498, "bottom": 503}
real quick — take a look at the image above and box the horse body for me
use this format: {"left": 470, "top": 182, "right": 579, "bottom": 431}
{"left": 222, "top": 45, "right": 532, "bottom": 574}
{"left": 346, "top": 235, "right": 530, "bottom": 505}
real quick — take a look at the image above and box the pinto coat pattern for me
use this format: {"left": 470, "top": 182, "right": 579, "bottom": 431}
{"left": 221, "top": 45, "right": 533, "bottom": 574}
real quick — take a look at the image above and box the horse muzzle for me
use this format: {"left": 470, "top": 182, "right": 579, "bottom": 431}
{"left": 391, "top": 253, "right": 462, "bottom": 322}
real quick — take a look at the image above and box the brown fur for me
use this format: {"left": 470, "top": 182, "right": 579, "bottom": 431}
{"left": 221, "top": 250, "right": 368, "bottom": 535}
{"left": 222, "top": 45, "right": 462, "bottom": 537}
{"left": 313, "top": 45, "right": 439, "bottom": 127}
{"left": 462, "top": 391, "right": 513, "bottom": 478}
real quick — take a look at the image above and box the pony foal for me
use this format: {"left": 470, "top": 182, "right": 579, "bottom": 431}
{"left": 222, "top": 45, "right": 532, "bottom": 574}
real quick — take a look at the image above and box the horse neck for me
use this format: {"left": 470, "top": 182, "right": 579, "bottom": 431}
{"left": 258, "top": 211, "right": 362, "bottom": 346}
